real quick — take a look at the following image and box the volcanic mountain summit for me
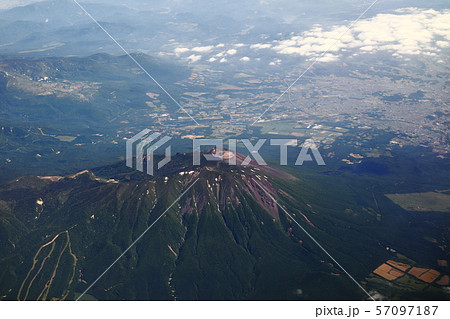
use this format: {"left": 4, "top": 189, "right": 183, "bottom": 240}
{"left": 0, "top": 151, "right": 446, "bottom": 300}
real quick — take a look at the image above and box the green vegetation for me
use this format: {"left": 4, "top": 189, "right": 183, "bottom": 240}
{"left": 386, "top": 192, "right": 450, "bottom": 213}
{"left": 0, "top": 53, "right": 448, "bottom": 301}
{"left": 0, "top": 150, "right": 448, "bottom": 300}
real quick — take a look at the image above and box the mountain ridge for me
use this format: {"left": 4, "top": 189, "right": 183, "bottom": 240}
{"left": 0, "top": 151, "right": 447, "bottom": 300}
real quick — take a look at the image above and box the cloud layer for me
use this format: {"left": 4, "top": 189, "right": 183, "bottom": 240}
{"left": 171, "top": 8, "right": 449, "bottom": 65}
{"left": 270, "top": 8, "right": 450, "bottom": 61}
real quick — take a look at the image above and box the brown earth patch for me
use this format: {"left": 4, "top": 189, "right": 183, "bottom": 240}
{"left": 436, "top": 275, "right": 449, "bottom": 286}
{"left": 386, "top": 260, "right": 411, "bottom": 272}
{"left": 373, "top": 263, "right": 404, "bottom": 281}
{"left": 408, "top": 267, "right": 429, "bottom": 278}
{"left": 418, "top": 269, "right": 440, "bottom": 283}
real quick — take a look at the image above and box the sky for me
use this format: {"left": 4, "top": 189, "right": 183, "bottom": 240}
{"left": 171, "top": 7, "right": 450, "bottom": 65}
{"left": 1, "top": 0, "right": 449, "bottom": 66}
{"left": 0, "top": 0, "right": 44, "bottom": 10}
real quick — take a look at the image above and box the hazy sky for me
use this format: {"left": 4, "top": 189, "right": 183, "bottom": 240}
{"left": 0, "top": 0, "right": 45, "bottom": 10}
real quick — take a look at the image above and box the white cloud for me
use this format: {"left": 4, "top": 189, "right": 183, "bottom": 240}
{"left": 250, "top": 43, "right": 272, "bottom": 49}
{"left": 240, "top": 57, "right": 250, "bottom": 62}
{"left": 234, "top": 43, "right": 245, "bottom": 47}
{"left": 226, "top": 49, "right": 237, "bottom": 55}
{"left": 269, "top": 58, "right": 282, "bottom": 66}
{"left": 219, "top": 58, "right": 227, "bottom": 63}
{"left": 191, "top": 46, "right": 214, "bottom": 53}
{"left": 208, "top": 57, "right": 217, "bottom": 62}
{"left": 174, "top": 45, "right": 215, "bottom": 56}
{"left": 266, "top": 8, "right": 450, "bottom": 62}
{"left": 360, "top": 45, "right": 375, "bottom": 51}
{"left": 216, "top": 43, "right": 225, "bottom": 48}
{"left": 174, "top": 47, "right": 190, "bottom": 55}
{"left": 436, "top": 40, "right": 450, "bottom": 48}
{"left": 187, "top": 54, "right": 202, "bottom": 63}
{"left": 316, "top": 54, "right": 339, "bottom": 63}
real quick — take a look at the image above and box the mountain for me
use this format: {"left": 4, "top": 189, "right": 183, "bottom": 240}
{"left": 0, "top": 52, "right": 192, "bottom": 182}
{"left": 0, "top": 52, "right": 190, "bottom": 128}
{"left": 0, "top": 150, "right": 448, "bottom": 300}
{"left": 0, "top": 0, "right": 394, "bottom": 57}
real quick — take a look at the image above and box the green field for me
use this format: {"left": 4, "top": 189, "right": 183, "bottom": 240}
{"left": 386, "top": 192, "right": 450, "bottom": 213}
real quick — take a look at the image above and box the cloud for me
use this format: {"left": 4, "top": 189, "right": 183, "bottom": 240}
{"left": 266, "top": 8, "right": 450, "bottom": 62}
{"left": 191, "top": 45, "right": 214, "bottom": 53}
{"left": 174, "top": 47, "right": 190, "bottom": 55}
{"left": 219, "top": 58, "right": 227, "bottom": 63}
{"left": 250, "top": 43, "right": 272, "bottom": 49}
{"left": 240, "top": 57, "right": 250, "bottom": 62}
{"left": 436, "top": 41, "right": 450, "bottom": 48}
{"left": 316, "top": 54, "right": 339, "bottom": 63}
{"left": 174, "top": 45, "right": 214, "bottom": 56}
{"left": 216, "top": 43, "right": 225, "bottom": 48}
{"left": 226, "top": 49, "right": 237, "bottom": 55}
{"left": 187, "top": 54, "right": 202, "bottom": 63}
{"left": 269, "top": 58, "right": 281, "bottom": 66}
{"left": 208, "top": 57, "right": 217, "bottom": 62}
